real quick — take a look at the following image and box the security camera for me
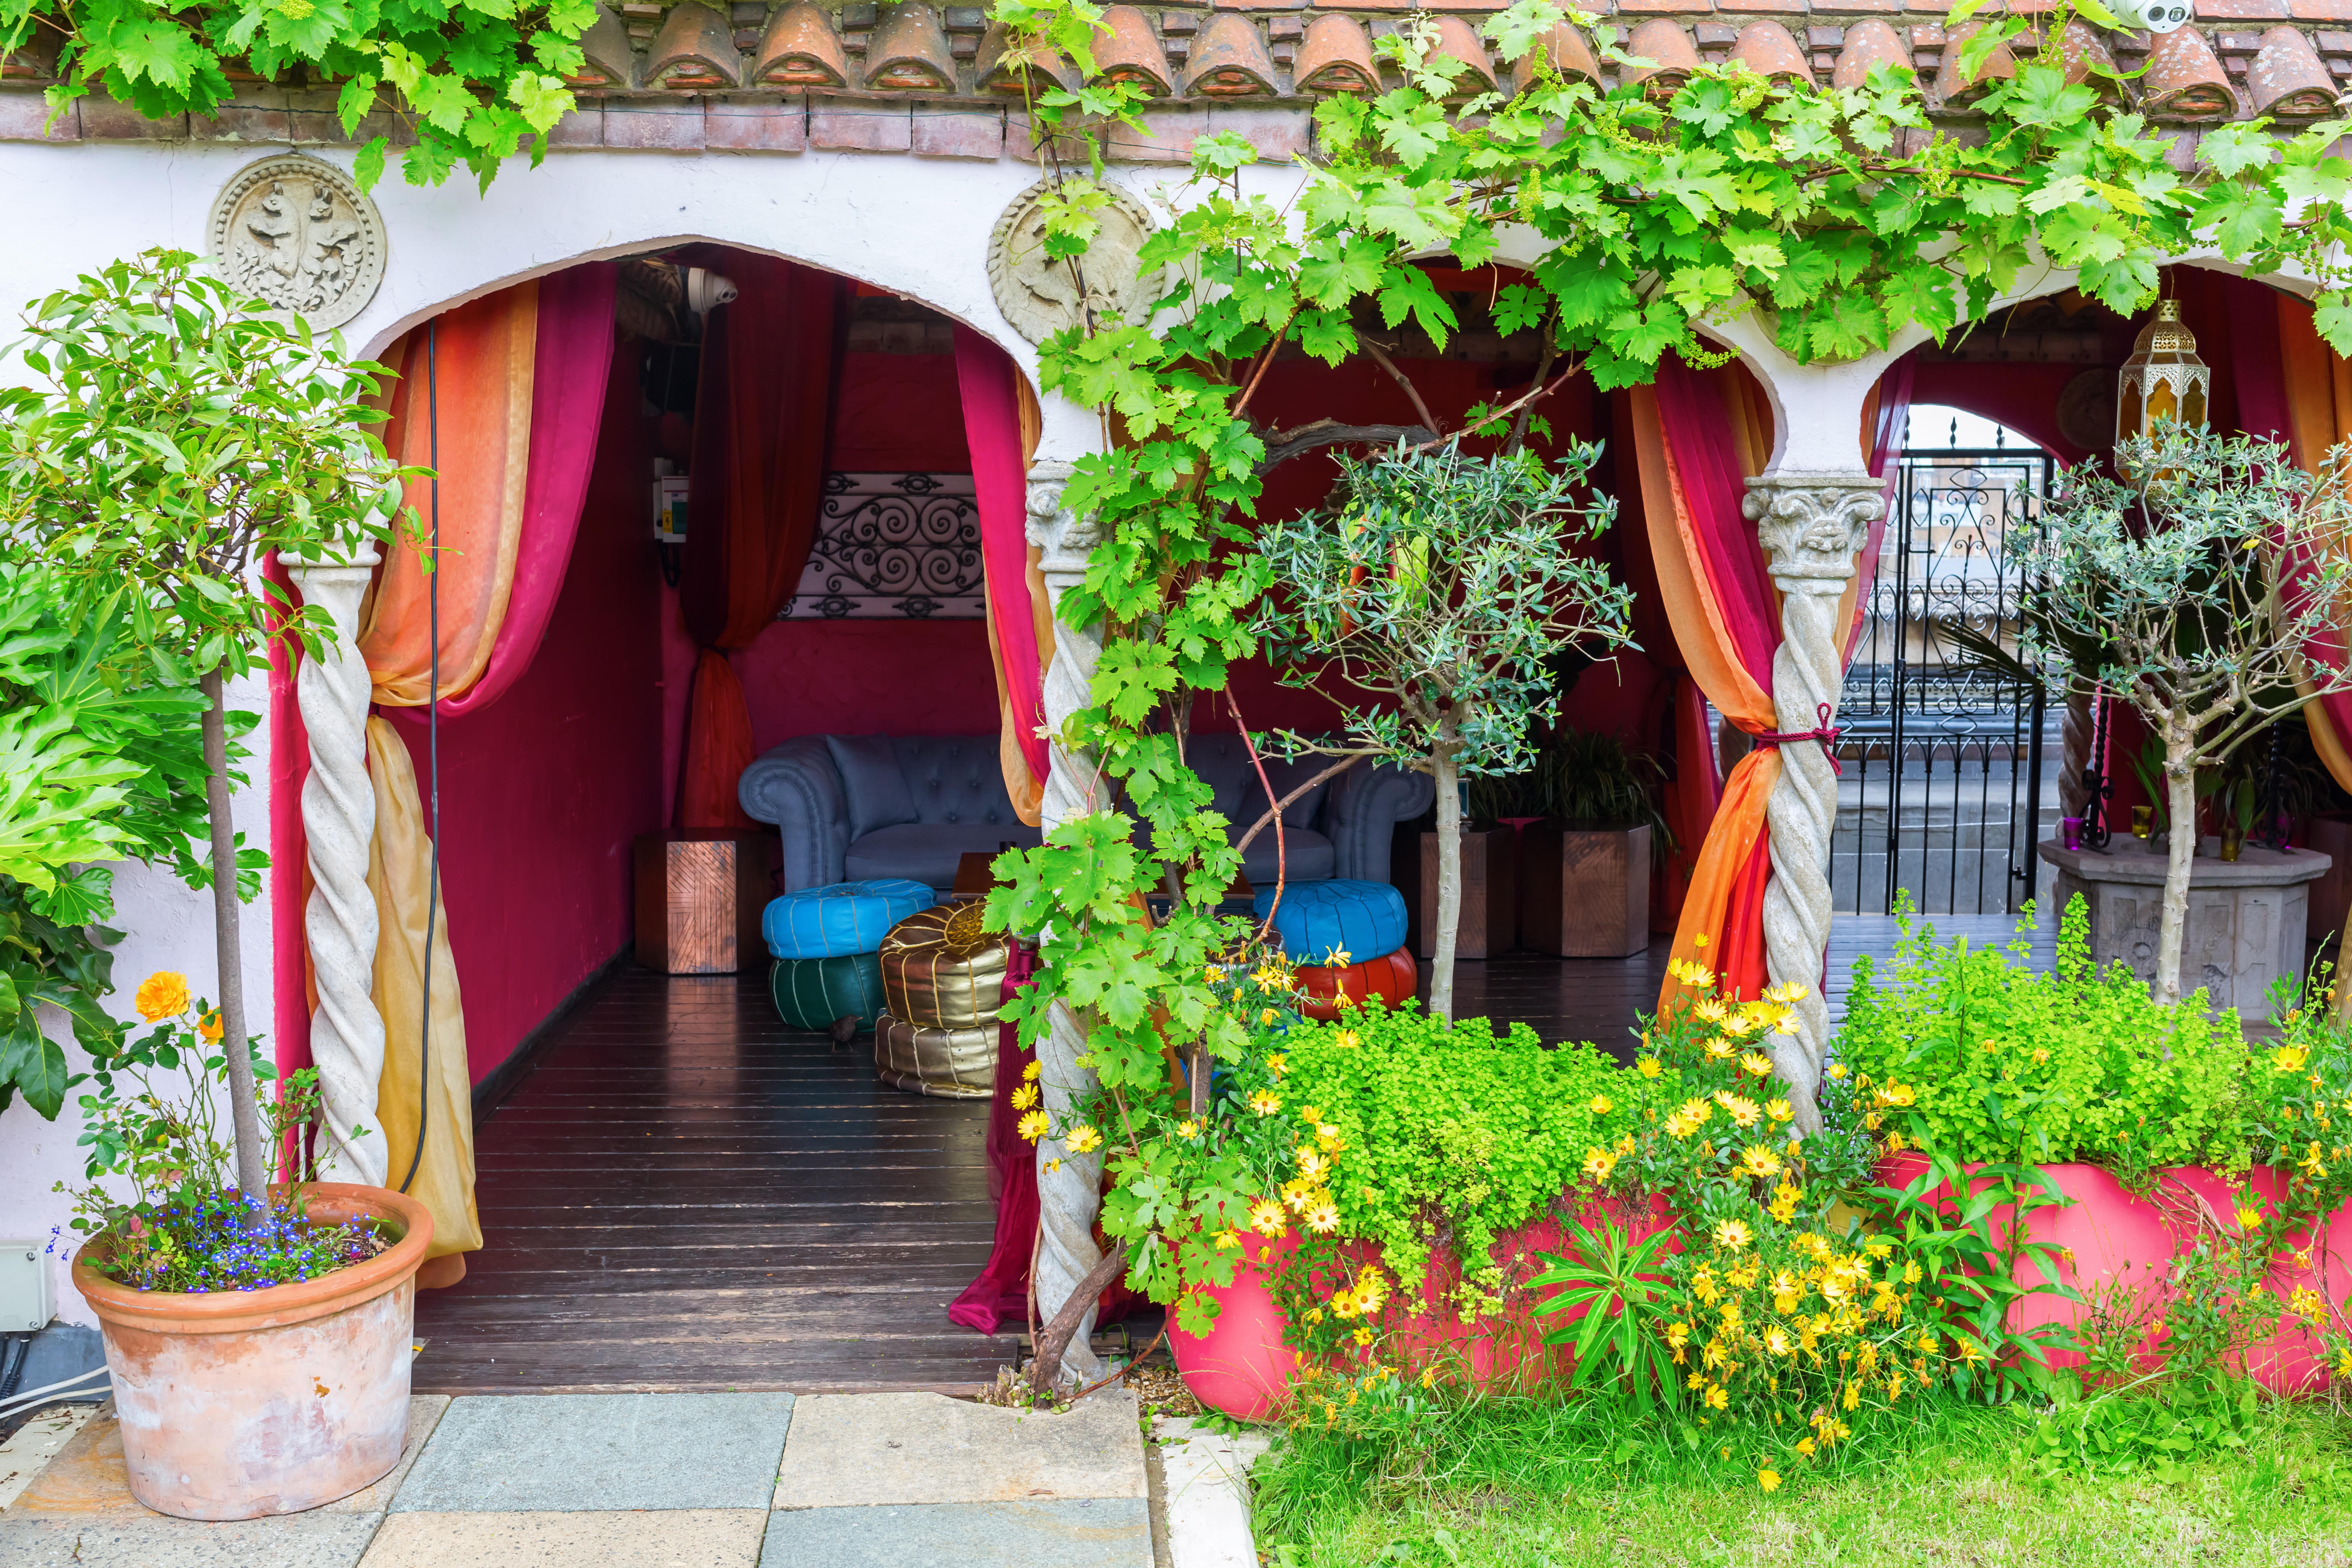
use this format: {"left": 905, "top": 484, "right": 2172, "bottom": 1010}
{"left": 2106, "top": 0, "right": 2190, "bottom": 33}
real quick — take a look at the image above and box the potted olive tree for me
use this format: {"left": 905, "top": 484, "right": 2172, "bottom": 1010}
{"left": 2025, "top": 429, "right": 2352, "bottom": 1005}
{"left": 1254, "top": 441, "right": 1634, "bottom": 1018}
{"left": 1523, "top": 730, "right": 1675, "bottom": 959}
{"left": 1, "top": 249, "right": 422, "bottom": 1519}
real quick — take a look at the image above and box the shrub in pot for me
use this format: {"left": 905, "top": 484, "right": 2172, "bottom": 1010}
{"left": 1521, "top": 731, "right": 1673, "bottom": 959}
{"left": 57, "top": 975, "right": 428, "bottom": 1519}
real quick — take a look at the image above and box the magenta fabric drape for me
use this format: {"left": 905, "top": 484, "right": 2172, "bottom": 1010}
{"left": 2227, "top": 277, "right": 2293, "bottom": 447}
{"left": 1654, "top": 359, "right": 1781, "bottom": 688}
{"left": 1845, "top": 356, "right": 1917, "bottom": 664}
{"left": 951, "top": 325, "right": 1051, "bottom": 784}
{"left": 947, "top": 945, "right": 1040, "bottom": 1335}
{"left": 429, "top": 262, "right": 620, "bottom": 722}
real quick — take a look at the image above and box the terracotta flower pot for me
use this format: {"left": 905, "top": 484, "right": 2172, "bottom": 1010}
{"left": 72, "top": 1183, "right": 433, "bottom": 1520}
{"left": 1293, "top": 947, "right": 1417, "bottom": 1021}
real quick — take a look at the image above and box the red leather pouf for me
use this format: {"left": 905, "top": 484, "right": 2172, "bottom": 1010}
{"left": 1294, "top": 946, "right": 1417, "bottom": 1021}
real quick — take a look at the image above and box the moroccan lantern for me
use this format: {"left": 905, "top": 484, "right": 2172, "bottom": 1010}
{"left": 2115, "top": 299, "right": 2210, "bottom": 445}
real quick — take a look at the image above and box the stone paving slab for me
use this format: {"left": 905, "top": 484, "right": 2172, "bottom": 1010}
{"left": 0, "top": 1407, "right": 98, "bottom": 1513}
{"left": 759, "top": 1498, "right": 1153, "bottom": 1568}
{"left": 391, "top": 1392, "right": 795, "bottom": 1514}
{"left": 357, "top": 1507, "right": 769, "bottom": 1567}
{"left": 773, "top": 1388, "right": 1145, "bottom": 1510}
{"left": 0, "top": 1514, "right": 383, "bottom": 1568}
{"left": 1156, "top": 1418, "right": 1271, "bottom": 1568}
{"left": 6, "top": 1397, "right": 449, "bottom": 1520}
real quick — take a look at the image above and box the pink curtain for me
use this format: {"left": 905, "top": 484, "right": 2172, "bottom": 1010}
{"left": 433, "top": 264, "right": 619, "bottom": 720}
{"left": 953, "top": 327, "right": 1051, "bottom": 788}
{"left": 948, "top": 945, "right": 1040, "bottom": 1334}
{"left": 267, "top": 265, "right": 618, "bottom": 1081}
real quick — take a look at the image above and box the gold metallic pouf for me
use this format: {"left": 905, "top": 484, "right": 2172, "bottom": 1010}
{"left": 879, "top": 902, "right": 1011, "bottom": 1031}
{"left": 874, "top": 1010, "right": 996, "bottom": 1100}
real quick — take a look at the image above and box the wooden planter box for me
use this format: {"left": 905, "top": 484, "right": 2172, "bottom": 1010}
{"left": 1392, "top": 821, "right": 1516, "bottom": 960}
{"left": 1521, "top": 821, "right": 1650, "bottom": 959}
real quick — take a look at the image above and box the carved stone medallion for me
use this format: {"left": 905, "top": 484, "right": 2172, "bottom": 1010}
{"left": 988, "top": 179, "right": 1162, "bottom": 345}
{"left": 207, "top": 156, "right": 386, "bottom": 331}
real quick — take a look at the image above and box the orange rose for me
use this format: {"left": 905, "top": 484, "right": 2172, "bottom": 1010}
{"left": 134, "top": 972, "right": 190, "bottom": 1023}
{"left": 198, "top": 1012, "right": 223, "bottom": 1043}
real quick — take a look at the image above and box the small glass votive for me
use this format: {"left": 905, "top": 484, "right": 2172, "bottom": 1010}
{"left": 2131, "top": 805, "right": 2153, "bottom": 839}
{"left": 2061, "top": 816, "right": 2083, "bottom": 851}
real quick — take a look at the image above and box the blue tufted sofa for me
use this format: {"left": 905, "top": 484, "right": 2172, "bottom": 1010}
{"left": 738, "top": 732, "right": 1434, "bottom": 895}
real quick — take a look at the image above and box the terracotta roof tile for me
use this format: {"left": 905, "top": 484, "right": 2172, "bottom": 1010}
{"left": 973, "top": 21, "right": 1072, "bottom": 93}
{"left": 1831, "top": 17, "right": 1909, "bottom": 86}
{"left": 1185, "top": 12, "right": 1281, "bottom": 94}
{"left": 2057, "top": 17, "right": 2118, "bottom": 88}
{"left": 2143, "top": 22, "right": 2241, "bottom": 117}
{"left": 1509, "top": 21, "right": 1605, "bottom": 90}
{"left": 1932, "top": 21, "right": 2015, "bottom": 105}
{"left": 1730, "top": 19, "right": 1810, "bottom": 81}
{"left": 1295, "top": 13, "right": 1380, "bottom": 92}
{"left": 1101, "top": 3, "right": 1179, "bottom": 95}
{"left": 570, "top": 6, "right": 639, "bottom": 87}
{"left": 1429, "top": 14, "right": 1498, "bottom": 91}
{"left": 866, "top": 1, "right": 956, "bottom": 89}
{"left": 647, "top": 1, "right": 742, "bottom": 87}
{"left": 753, "top": 2, "right": 849, "bottom": 87}
{"left": 2249, "top": 22, "right": 2342, "bottom": 109}
{"left": 1623, "top": 18, "right": 1702, "bottom": 95}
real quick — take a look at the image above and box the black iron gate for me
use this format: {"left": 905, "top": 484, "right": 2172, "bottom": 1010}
{"left": 1829, "top": 447, "right": 2055, "bottom": 917}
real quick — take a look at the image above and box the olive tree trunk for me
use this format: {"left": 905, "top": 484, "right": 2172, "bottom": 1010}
{"left": 1428, "top": 726, "right": 1462, "bottom": 1022}
{"left": 201, "top": 666, "right": 268, "bottom": 1201}
{"left": 2154, "top": 718, "right": 2197, "bottom": 1006}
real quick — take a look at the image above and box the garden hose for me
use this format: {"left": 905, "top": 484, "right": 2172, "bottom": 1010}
{"left": 398, "top": 318, "right": 441, "bottom": 1197}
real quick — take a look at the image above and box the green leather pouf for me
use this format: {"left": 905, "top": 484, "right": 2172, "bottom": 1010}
{"left": 770, "top": 952, "right": 885, "bottom": 1033}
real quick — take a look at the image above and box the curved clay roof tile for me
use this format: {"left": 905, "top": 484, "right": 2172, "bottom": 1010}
{"left": 1830, "top": 19, "right": 1910, "bottom": 91}
{"left": 1184, "top": 13, "right": 1279, "bottom": 98}
{"left": 2058, "top": 18, "right": 2120, "bottom": 92}
{"left": 753, "top": 3, "right": 848, "bottom": 90}
{"left": 1429, "top": 15, "right": 1498, "bottom": 95}
{"left": 1623, "top": 20, "right": 1700, "bottom": 100}
{"left": 1296, "top": 14, "right": 1380, "bottom": 95}
{"left": 866, "top": 1, "right": 956, "bottom": 91}
{"left": 975, "top": 22, "right": 1073, "bottom": 96}
{"left": 1934, "top": 23, "right": 2016, "bottom": 109}
{"left": 2249, "top": 26, "right": 2340, "bottom": 119}
{"left": 567, "top": 6, "right": 636, "bottom": 89}
{"left": 1730, "top": 21, "right": 1811, "bottom": 88}
{"left": 2141, "top": 25, "right": 2239, "bottom": 122}
{"left": 1096, "top": 4, "right": 1177, "bottom": 97}
{"left": 1509, "top": 22, "right": 1603, "bottom": 94}
{"left": 647, "top": 0, "right": 741, "bottom": 90}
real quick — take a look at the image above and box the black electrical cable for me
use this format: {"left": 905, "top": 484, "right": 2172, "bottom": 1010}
{"left": 0, "top": 1334, "right": 29, "bottom": 1402}
{"left": 399, "top": 319, "right": 441, "bottom": 1196}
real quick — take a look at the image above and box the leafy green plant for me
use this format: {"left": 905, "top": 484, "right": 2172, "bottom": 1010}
{"left": 1530, "top": 1210, "right": 1682, "bottom": 1412}
{"left": 2021, "top": 1380, "right": 2259, "bottom": 1485}
{"left": 1545, "top": 730, "right": 1675, "bottom": 860}
{"left": 1836, "top": 895, "right": 2249, "bottom": 1181}
{"left": 1, "top": 249, "right": 406, "bottom": 1197}
{"left": 3, "top": 0, "right": 591, "bottom": 189}
{"left": 1255, "top": 444, "right": 1633, "bottom": 1018}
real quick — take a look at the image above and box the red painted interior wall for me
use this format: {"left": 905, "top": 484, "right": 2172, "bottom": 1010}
{"left": 390, "top": 348, "right": 663, "bottom": 1085}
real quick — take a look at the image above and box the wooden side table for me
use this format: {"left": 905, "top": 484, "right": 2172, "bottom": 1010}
{"left": 634, "top": 830, "right": 772, "bottom": 974}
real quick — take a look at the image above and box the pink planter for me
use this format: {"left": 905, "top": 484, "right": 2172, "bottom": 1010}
{"left": 1167, "top": 1233, "right": 1299, "bottom": 1421}
{"left": 1876, "top": 1154, "right": 2352, "bottom": 1393}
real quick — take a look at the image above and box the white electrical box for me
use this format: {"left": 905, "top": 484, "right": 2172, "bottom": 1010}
{"left": 0, "top": 1241, "right": 52, "bottom": 1332}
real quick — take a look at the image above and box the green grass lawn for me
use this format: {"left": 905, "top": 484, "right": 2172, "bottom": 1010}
{"left": 1250, "top": 1394, "right": 2352, "bottom": 1567}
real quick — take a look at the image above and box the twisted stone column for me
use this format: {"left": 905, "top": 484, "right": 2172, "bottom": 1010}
{"left": 285, "top": 549, "right": 386, "bottom": 1185}
{"left": 1025, "top": 462, "right": 1111, "bottom": 1387}
{"left": 1743, "top": 474, "right": 1884, "bottom": 1135}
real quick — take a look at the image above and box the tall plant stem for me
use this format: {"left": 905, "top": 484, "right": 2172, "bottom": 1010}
{"left": 1430, "top": 731, "right": 1462, "bottom": 1022}
{"left": 201, "top": 665, "right": 267, "bottom": 1201}
{"left": 2157, "top": 721, "right": 2196, "bottom": 1005}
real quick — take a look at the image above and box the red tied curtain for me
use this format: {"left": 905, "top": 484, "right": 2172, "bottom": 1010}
{"left": 948, "top": 947, "right": 1040, "bottom": 1334}
{"left": 675, "top": 258, "right": 844, "bottom": 828}
{"left": 952, "top": 326, "right": 1052, "bottom": 825}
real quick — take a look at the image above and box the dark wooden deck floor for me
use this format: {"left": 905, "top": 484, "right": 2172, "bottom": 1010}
{"left": 420, "top": 923, "right": 1997, "bottom": 1394}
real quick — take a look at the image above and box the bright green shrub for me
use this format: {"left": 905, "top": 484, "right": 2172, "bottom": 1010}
{"left": 1836, "top": 896, "right": 2249, "bottom": 1181}
{"left": 1274, "top": 1004, "right": 1624, "bottom": 1295}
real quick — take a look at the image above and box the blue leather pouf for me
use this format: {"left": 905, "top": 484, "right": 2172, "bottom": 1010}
{"left": 763, "top": 879, "right": 936, "bottom": 960}
{"left": 1252, "top": 879, "right": 1409, "bottom": 966}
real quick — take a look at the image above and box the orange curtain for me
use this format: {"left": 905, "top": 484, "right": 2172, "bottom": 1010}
{"left": 676, "top": 259, "right": 843, "bottom": 828}
{"left": 360, "top": 287, "right": 539, "bottom": 705}
{"left": 2276, "top": 298, "right": 2352, "bottom": 791}
{"left": 1632, "top": 372, "right": 1782, "bottom": 1014}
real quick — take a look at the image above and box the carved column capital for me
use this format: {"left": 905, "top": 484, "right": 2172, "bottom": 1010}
{"left": 1025, "top": 461, "right": 1100, "bottom": 603}
{"left": 284, "top": 546, "right": 384, "bottom": 1185}
{"left": 1743, "top": 473, "right": 1885, "bottom": 593}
